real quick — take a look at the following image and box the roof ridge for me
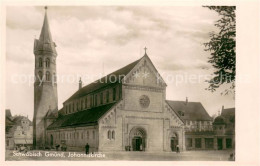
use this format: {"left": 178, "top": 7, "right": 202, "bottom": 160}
{"left": 64, "top": 57, "right": 142, "bottom": 103}
{"left": 166, "top": 100, "right": 201, "bottom": 103}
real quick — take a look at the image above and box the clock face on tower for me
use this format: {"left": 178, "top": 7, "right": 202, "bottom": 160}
{"left": 139, "top": 95, "right": 150, "bottom": 108}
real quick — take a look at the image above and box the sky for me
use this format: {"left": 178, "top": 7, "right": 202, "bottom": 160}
{"left": 5, "top": 6, "right": 235, "bottom": 120}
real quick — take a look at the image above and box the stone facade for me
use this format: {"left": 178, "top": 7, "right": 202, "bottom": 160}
{"left": 46, "top": 55, "right": 186, "bottom": 152}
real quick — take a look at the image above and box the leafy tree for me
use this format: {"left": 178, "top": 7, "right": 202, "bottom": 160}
{"left": 204, "top": 6, "right": 236, "bottom": 95}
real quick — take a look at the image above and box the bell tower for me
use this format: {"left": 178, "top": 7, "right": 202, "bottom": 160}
{"left": 33, "top": 7, "right": 58, "bottom": 149}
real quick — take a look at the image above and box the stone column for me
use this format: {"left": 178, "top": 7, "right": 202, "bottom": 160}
{"left": 192, "top": 137, "right": 196, "bottom": 149}
{"left": 223, "top": 137, "right": 226, "bottom": 149}
{"left": 214, "top": 137, "right": 218, "bottom": 150}
{"left": 201, "top": 137, "right": 205, "bottom": 149}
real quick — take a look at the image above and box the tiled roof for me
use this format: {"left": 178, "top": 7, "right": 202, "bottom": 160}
{"left": 12, "top": 116, "right": 32, "bottom": 126}
{"left": 65, "top": 58, "right": 141, "bottom": 103}
{"left": 47, "top": 102, "right": 116, "bottom": 130}
{"left": 221, "top": 108, "right": 235, "bottom": 119}
{"left": 166, "top": 100, "right": 212, "bottom": 121}
{"left": 219, "top": 107, "right": 235, "bottom": 124}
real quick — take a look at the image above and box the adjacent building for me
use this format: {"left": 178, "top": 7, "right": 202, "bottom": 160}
{"left": 213, "top": 107, "right": 235, "bottom": 150}
{"left": 5, "top": 109, "right": 33, "bottom": 150}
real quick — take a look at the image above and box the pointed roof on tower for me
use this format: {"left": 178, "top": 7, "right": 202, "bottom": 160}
{"left": 34, "top": 6, "right": 57, "bottom": 55}
{"left": 39, "top": 6, "right": 53, "bottom": 43}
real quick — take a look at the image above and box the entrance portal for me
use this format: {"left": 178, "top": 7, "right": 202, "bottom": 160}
{"left": 129, "top": 127, "right": 146, "bottom": 151}
{"left": 170, "top": 133, "right": 178, "bottom": 152}
{"left": 171, "top": 137, "right": 178, "bottom": 151}
{"left": 132, "top": 136, "right": 143, "bottom": 151}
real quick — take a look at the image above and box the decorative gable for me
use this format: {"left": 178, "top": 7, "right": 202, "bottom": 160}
{"left": 164, "top": 102, "right": 184, "bottom": 127}
{"left": 123, "top": 55, "right": 166, "bottom": 88}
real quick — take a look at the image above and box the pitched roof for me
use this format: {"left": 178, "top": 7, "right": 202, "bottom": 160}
{"left": 65, "top": 58, "right": 141, "bottom": 103}
{"left": 12, "top": 116, "right": 33, "bottom": 126}
{"left": 166, "top": 100, "right": 212, "bottom": 121}
{"left": 47, "top": 102, "right": 116, "bottom": 130}
{"left": 217, "top": 107, "right": 235, "bottom": 124}
{"left": 221, "top": 108, "right": 235, "bottom": 119}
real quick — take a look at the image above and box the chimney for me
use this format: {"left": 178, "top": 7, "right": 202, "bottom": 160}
{"left": 185, "top": 97, "right": 188, "bottom": 105}
{"left": 79, "top": 77, "right": 82, "bottom": 90}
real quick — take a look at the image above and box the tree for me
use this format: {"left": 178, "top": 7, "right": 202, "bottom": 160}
{"left": 204, "top": 6, "right": 236, "bottom": 95}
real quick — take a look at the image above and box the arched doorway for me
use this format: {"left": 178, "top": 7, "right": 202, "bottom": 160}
{"left": 129, "top": 127, "right": 146, "bottom": 151}
{"left": 170, "top": 133, "right": 178, "bottom": 152}
{"left": 50, "top": 134, "right": 53, "bottom": 146}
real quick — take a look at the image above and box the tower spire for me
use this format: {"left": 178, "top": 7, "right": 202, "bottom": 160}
{"left": 39, "top": 6, "right": 53, "bottom": 43}
{"left": 34, "top": 6, "right": 57, "bottom": 55}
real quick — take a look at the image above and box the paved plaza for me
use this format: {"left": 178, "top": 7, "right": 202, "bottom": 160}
{"left": 6, "top": 149, "right": 234, "bottom": 161}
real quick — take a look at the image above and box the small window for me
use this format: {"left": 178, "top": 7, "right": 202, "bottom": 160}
{"left": 39, "top": 58, "right": 42, "bottom": 67}
{"left": 46, "top": 71, "right": 50, "bottom": 81}
{"left": 46, "top": 58, "right": 50, "bottom": 68}
{"left": 113, "top": 88, "right": 116, "bottom": 101}
{"left": 108, "top": 130, "right": 111, "bottom": 140}
{"left": 81, "top": 100, "right": 83, "bottom": 110}
{"left": 100, "top": 93, "right": 103, "bottom": 105}
{"left": 106, "top": 91, "right": 109, "bottom": 103}
{"left": 112, "top": 131, "right": 115, "bottom": 139}
{"left": 85, "top": 98, "right": 87, "bottom": 108}
{"left": 90, "top": 96, "right": 93, "bottom": 107}
{"left": 95, "top": 95, "right": 98, "bottom": 106}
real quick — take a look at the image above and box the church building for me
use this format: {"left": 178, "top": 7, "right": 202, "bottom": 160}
{"left": 33, "top": 7, "right": 186, "bottom": 152}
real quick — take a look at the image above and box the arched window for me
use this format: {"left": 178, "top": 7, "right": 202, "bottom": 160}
{"left": 100, "top": 92, "right": 103, "bottom": 105}
{"left": 39, "top": 58, "right": 43, "bottom": 67}
{"left": 85, "top": 98, "right": 87, "bottom": 109}
{"left": 112, "top": 130, "right": 115, "bottom": 139}
{"left": 38, "top": 71, "right": 43, "bottom": 80}
{"left": 108, "top": 130, "right": 111, "bottom": 140}
{"left": 46, "top": 71, "right": 50, "bottom": 81}
{"left": 106, "top": 91, "right": 109, "bottom": 103}
{"left": 46, "top": 58, "right": 50, "bottom": 68}
{"left": 81, "top": 100, "right": 83, "bottom": 110}
{"left": 113, "top": 88, "right": 116, "bottom": 101}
